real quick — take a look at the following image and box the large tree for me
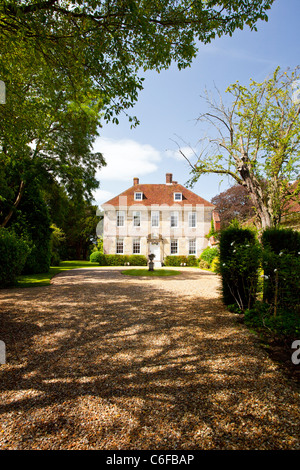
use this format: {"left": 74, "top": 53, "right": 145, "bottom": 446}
{"left": 0, "top": 38, "right": 105, "bottom": 227}
{"left": 184, "top": 66, "right": 300, "bottom": 230}
{"left": 0, "top": 0, "right": 274, "bottom": 123}
{"left": 0, "top": 0, "right": 274, "bottom": 228}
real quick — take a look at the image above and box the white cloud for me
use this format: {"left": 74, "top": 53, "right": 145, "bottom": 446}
{"left": 92, "top": 188, "right": 115, "bottom": 207}
{"left": 93, "top": 137, "right": 161, "bottom": 181}
{"left": 165, "top": 146, "right": 196, "bottom": 162}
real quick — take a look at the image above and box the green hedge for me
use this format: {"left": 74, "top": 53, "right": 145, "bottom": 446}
{"left": 127, "top": 255, "right": 148, "bottom": 266}
{"left": 262, "top": 228, "right": 300, "bottom": 312}
{"left": 199, "top": 247, "right": 219, "bottom": 265}
{"left": 90, "top": 252, "right": 147, "bottom": 266}
{"left": 164, "top": 255, "right": 198, "bottom": 267}
{"left": 219, "top": 226, "right": 260, "bottom": 311}
{"left": 90, "top": 251, "right": 108, "bottom": 264}
{"left": 0, "top": 228, "right": 30, "bottom": 287}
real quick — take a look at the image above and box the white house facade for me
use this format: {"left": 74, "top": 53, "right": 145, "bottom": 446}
{"left": 101, "top": 173, "right": 220, "bottom": 267}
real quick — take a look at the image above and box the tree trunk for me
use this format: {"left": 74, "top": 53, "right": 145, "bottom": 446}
{"left": 239, "top": 163, "right": 272, "bottom": 230}
{"left": 1, "top": 180, "right": 25, "bottom": 228}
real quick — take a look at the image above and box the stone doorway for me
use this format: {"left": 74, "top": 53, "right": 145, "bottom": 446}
{"left": 149, "top": 242, "right": 161, "bottom": 268}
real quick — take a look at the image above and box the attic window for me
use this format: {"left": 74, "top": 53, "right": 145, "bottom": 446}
{"left": 174, "top": 192, "right": 182, "bottom": 201}
{"left": 134, "top": 192, "right": 143, "bottom": 201}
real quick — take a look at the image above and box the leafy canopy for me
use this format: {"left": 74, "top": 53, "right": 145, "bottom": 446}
{"left": 186, "top": 66, "right": 300, "bottom": 229}
{"left": 0, "top": 0, "right": 274, "bottom": 123}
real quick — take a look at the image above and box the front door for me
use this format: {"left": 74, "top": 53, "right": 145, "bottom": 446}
{"left": 149, "top": 242, "right": 161, "bottom": 267}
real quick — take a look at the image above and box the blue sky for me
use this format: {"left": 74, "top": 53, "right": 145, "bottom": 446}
{"left": 93, "top": 0, "right": 300, "bottom": 208}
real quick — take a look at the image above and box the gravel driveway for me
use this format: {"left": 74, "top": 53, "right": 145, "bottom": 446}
{"left": 0, "top": 267, "right": 299, "bottom": 450}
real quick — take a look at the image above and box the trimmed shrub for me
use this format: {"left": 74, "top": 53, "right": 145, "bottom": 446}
{"left": 164, "top": 255, "right": 188, "bottom": 267}
{"left": 219, "top": 225, "right": 261, "bottom": 311}
{"left": 262, "top": 228, "right": 300, "bottom": 313}
{"left": 199, "top": 259, "right": 210, "bottom": 270}
{"left": 0, "top": 228, "right": 30, "bottom": 287}
{"left": 90, "top": 251, "right": 107, "bottom": 265}
{"left": 90, "top": 252, "right": 147, "bottom": 266}
{"left": 199, "top": 247, "right": 219, "bottom": 266}
{"left": 262, "top": 227, "right": 300, "bottom": 254}
{"left": 187, "top": 255, "right": 198, "bottom": 267}
{"left": 164, "top": 255, "right": 198, "bottom": 267}
{"left": 105, "top": 254, "right": 130, "bottom": 266}
{"left": 128, "top": 255, "right": 147, "bottom": 266}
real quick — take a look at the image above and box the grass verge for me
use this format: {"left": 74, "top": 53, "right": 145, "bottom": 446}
{"left": 16, "top": 260, "right": 99, "bottom": 288}
{"left": 121, "top": 268, "right": 181, "bottom": 277}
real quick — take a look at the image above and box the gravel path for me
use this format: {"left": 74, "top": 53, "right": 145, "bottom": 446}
{"left": 0, "top": 267, "right": 299, "bottom": 450}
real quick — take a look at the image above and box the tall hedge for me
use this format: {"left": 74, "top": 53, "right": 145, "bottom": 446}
{"left": 9, "top": 182, "right": 52, "bottom": 274}
{"left": 0, "top": 228, "right": 30, "bottom": 287}
{"left": 219, "top": 225, "right": 261, "bottom": 311}
{"left": 90, "top": 252, "right": 147, "bottom": 266}
{"left": 164, "top": 255, "right": 198, "bottom": 267}
{"left": 262, "top": 228, "right": 300, "bottom": 312}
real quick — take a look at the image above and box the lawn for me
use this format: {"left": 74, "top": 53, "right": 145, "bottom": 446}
{"left": 17, "top": 260, "right": 99, "bottom": 288}
{"left": 121, "top": 268, "right": 181, "bottom": 277}
{"left": 16, "top": 262, "right": 182, "bottom": 288}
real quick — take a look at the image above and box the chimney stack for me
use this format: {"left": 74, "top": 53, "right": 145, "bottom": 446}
{"left": 133, "top": 177, "right": 139, "bottom": 186}
{"left": 166, "top": 173, "right": 173, "bottom": 185}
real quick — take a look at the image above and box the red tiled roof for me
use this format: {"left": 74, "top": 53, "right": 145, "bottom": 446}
{"left": 102, "top": 183, "right": 214, "bottom": 207}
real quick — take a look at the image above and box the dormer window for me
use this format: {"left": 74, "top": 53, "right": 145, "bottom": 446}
{"left": 174, "top": 192, "right": 182, "bottom": 201}
{"left": 134, "top": 192, "right": 143, "bottom": 201}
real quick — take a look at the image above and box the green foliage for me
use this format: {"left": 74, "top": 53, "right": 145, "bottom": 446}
{"left": 210, "top": 257, "right": 220, "bottom": 273}
{"left": 105, "top": 254, "right": 130, "bottom": 266}
{"left": 9, "top": 182, "right": 52, "bottom": 274}
{"left": 219, "top": 225, "right": 261, "bottom": 311}
{"left": 0, "top": 228, "right": 30, "bottom": 287}
{"left": 164, "top": 255, "right": 197, "bottom": 267}
{"left": 206, "top": 219, "right": 219, "bottom": 239}
{"left": 96, "top": 237, "right": 104, "bottom": 254}
{"left": 261, "top": 228, "right": 300, "bottom": 313}
{"left": 199, "top": 247, "right": 219, "bottom": 265}
{"left": 17, "top": 260, "right": 100, "bottom": 288}
{"left": 218, "top": 226, "right": 300, "bottom": 336}
{"left": 90, "top": 251, "right": 107, "bottom": 265}
{"left": 262, "top": 227, "right": 300, "bottom": 254}
{"left": 0, "top": 1, "right": 274, "bottom": 227}
{"left": 128, "top": 255, "right": 148, "bottom": 266}
{"left": 188, "top": 66, "right": 300, "bottom": 229}
{"left": 198, "top": 259, "right": 210, "bottom": 270}
{"left": 244, "top": 302, "right": 300, "bottom": 337}
{"left": 90, "top": 252, "right": 147, "bottom": 266}
{"left": 187, "top": 255, "right": 198, "bottom": 267}
{"left": 55, "top": 196, "right": 100, "bottom": 261}
{"left": 50, "top": 224, "right": 66, "bottom": 266}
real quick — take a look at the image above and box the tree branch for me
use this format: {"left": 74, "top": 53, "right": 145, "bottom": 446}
{"left": 1, "top": 180, "right": 25, "bottom": 227}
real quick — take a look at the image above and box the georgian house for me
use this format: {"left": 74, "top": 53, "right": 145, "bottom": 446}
{"left": 101, "top": 173, "right": 220, "bottom": 267}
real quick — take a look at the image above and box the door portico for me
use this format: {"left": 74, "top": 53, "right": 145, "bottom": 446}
{"left": 147, "top": 233, "right": 163, "bottom": 267}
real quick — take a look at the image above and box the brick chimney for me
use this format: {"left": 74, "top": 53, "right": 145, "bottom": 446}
{"left": 133, "top": 177, "right": 139, "bottom": 186}
{"left": 166, "top": 173, "right": 173, "bottom": 184}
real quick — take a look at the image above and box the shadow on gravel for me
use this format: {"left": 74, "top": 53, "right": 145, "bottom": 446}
{"left": 0, "top": 268, "right": 299, "bottom": 450}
